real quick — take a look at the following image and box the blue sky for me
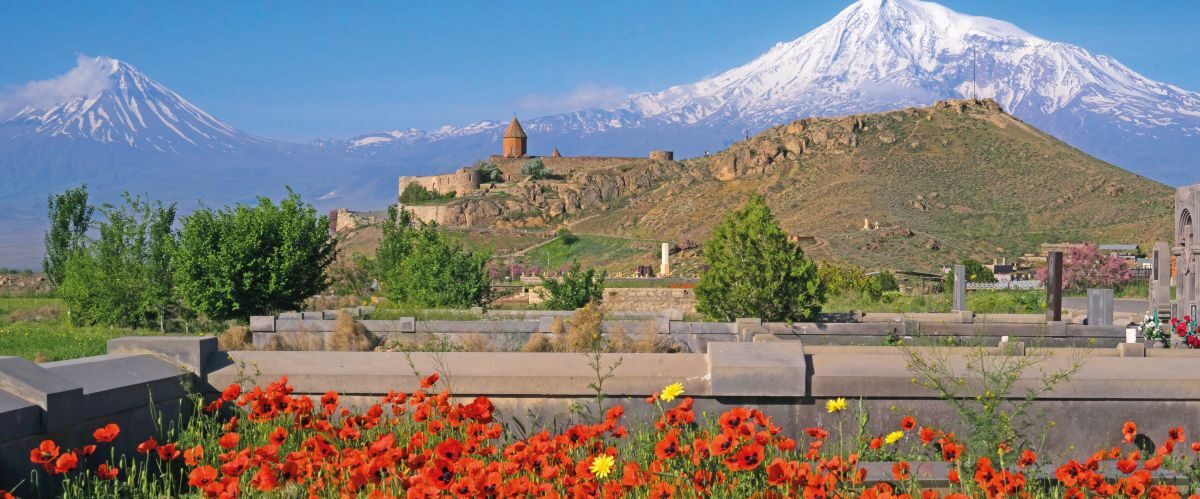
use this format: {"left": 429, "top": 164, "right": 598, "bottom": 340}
{"left": 2, "top": 1, "right": 1197, "bottom": 142}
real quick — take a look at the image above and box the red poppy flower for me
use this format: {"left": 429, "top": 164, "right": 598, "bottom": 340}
{"left": 1122, "top": 420, "right": 1138, "bottom": 443}
{"left": 892, "top": 461, "right": 911, "bottom": 480}
{"left": 1018, "top": 449, "right": 1036, "bottom": 468}
{"left": 718, "top": 408, "right": 752, "bottom": 433}
{"left": 422, "top": 458, "right": 455, "bottom": 490}
{"left": 420, "top": 373, "right": 439, "bottom": 389}
{"left": 218, "top": 432, "right": 239, "bottom": 450}
{"left": 655, "top": 431, "right": 681, "bottom": 460}
{"left": 153, "top": 442, "right": 178, "bottom": 461}
{"left": 900, "top": 416, "right": 917, "bottom": 431}
{"left": 648, "top": 481, "right": 675, "bottom": 499}
{"left": 136, "top": 437, "right": 157, "bottom": 454}
{"left": 725, "top": 443, "right": 764, "bottom": 471}
{"left": 188, "top": 466, "right": 217, "bottom": 488}
{"left": 221, "top": 383, "right": 241, "bottom": 402}
{"left": 706, "top": 432, "right": 734, "bottom": 457}
{"left": 250, "top": 465, "right": 279, "bottom": 491}
{"left": 268, "top": 426, "right": 288, "bottom": 446}
{"left": 96, "top": 463, "right": 119, "bottom": 480}
{"left": 766, "top": 458, "right": 796, "bottom": 486}
{"left": 184, "top": 445, "right": 204, "bottom": 466}
{"left": 29, "top": 440, "right": 60, "bottom": 465}
{"left": 435, "top": 439, "right": 464, "bottom": 462}
{"left": 941, "top": 442, "right": 961, "bottom": 462}
{"left": 919, "top": 427, "right": 936, "bottom": 444}
{"left": 93, "top": 423, "right": 120, "bottom": 443}
{"left": 1168, "top": 427, "right": 1186, "bottom": 443}
{"left": 53, "top": 452, "right": 78, "bottom": 474}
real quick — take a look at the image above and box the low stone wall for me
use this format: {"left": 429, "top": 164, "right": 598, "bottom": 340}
{"left": 250, "top": 311, "right": 1135, "bottom": 351}
{"left": 0, "top": 337, "right": 216, "bottom": 490}
{"left": 3, "top": 336, "right": 1200, "bottom": 488}
{"left": 601, "top": 287, "right": 696, "bottom": 313}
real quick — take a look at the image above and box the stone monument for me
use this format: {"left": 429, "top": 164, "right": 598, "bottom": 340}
{"left": 1175, "top": 185, "right": 1200, "bottom": 321}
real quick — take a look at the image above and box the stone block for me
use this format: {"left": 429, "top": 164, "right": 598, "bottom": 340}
{"left": 996, "top": 340, "right": 1025, "bottom": 356}
{"left": 538, "top": 316, "right": 557, "bottom": 333}
{"left": 708, "top": 342, "right": 806, "bottom": 397}
{"left": 44, "top": 354, "right": 187, "bottom": 417}
{"left": 0, "top": 356, "right": 85, "bottom": 432}
{"left": 953, "top": 264, "right": 966, "bottom": 311}
{"left": 360, "top": 318, "right": 415, "bottom": 333}
{"left": 249, "top": 316, "right": 276, "bottom": 332}
{"left": 1117, "top": 343, "right": 1146, "bottom": 358}
{"left": 0, "top": 390, "right": 39, "bottom": 441}
{"left": 1087, "top": 289, "right": 1114, "bottom": 326}
{"left": 107, "top": 336, "right": 218, "bottom": 374}
{"left": 278, "top": 311, "right": 301, "bottom": 319}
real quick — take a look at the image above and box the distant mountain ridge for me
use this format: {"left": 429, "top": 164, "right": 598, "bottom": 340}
{"left": 345, "top": 0, "right": 1200, "bottom": 185}
{"left": 1, "top": 0, "right": 1197, "bottom": 267}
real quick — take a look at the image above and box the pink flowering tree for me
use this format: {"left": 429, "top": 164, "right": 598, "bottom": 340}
{"left": 1036, "top": 243, "right": 1133, "bottom": 292}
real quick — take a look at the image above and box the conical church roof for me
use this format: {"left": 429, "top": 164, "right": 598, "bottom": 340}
{"left": 504, "top": 117, "right": 527, "bottom": 139}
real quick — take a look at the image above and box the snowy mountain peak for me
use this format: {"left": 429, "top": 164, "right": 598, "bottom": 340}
{"left": 3, "top": 56, "right": 258, "bottom": 152}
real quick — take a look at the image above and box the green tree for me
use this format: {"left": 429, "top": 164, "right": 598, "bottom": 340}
{"left": 695, "top": 195, "right": 824, "bottom": 321}
{"left": 174, "top": 189, "right": 336, "bottom": 321}
{"left": 374, "top": 206, "right": 490, "bottom": 308}
{"left": 557, "top": 229, "right": 579, "bottom": 245}
{"left": 521, "top": 158, "right": 550, "bottom": 179}
{"left": 476, "top": 161, "right": 503, "bottom": 183}
{"left": 400, "top": 183, "right": 436, "bottom": 204}
{"left": 43, "top": 185, "right": 95, "bottom": 288}
{"left": 540, "top": 261, "right": 606, "bottom": 310}
{"left": 58, "top": 194, "right": 178, "bottom": 329}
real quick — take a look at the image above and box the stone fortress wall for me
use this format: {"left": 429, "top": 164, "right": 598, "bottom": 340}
{"left": 397, "top": 166, "right": 482, "bottom": 198}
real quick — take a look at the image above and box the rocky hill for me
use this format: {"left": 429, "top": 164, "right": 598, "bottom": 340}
{"left": 563, "top": 99, "right": 1173, "bottom": 271}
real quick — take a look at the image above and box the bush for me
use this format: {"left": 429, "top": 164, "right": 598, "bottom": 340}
{"left": 539, "top": 262, "right": 605, "bottom": 310}
{"left": 374, "top": 207, "right": 491, "bottom": 308}
{"left": 217, "top": 325, "right": 252, "bottom": 351}
{"left": 696, "top": 195, "right": 824, "bottom": 321}
{"left": 174, "top": 189, "right": 336, "bottom": 321}
{"left": 326, "top": 312, "right": 378, "bottom": 351}
{"left": 476, "top": 162, "right": 503, "bottom": 183}
{"left": 558, "top": 229, "right": 579, "bottom": 245}
{"left": 521, "top": 158, "right": 550, "bottom": 179}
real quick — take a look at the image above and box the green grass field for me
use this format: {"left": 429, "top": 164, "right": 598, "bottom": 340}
{"left": 0, "top": 296, "right": 199, "bottom": 362}
{"left": 518, "top": 234, "right": 653, "bottom": 272}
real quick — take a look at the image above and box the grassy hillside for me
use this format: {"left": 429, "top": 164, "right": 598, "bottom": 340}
{"left": 573, "top": 99, "right": 1173, "bottom": 271}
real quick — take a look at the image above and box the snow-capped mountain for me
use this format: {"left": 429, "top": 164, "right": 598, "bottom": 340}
{"left": 348, "top": 0, "right": 1200, "bottom": 185}
{"left": 4, "top": 56, "right": 266, "bottom": 152}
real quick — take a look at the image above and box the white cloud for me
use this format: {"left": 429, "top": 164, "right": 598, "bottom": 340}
{"left": 513, "top": 84, "right": 630, "bottom": 116}
{"left": 0, "top": 55, "right": 115, "bottom": 118}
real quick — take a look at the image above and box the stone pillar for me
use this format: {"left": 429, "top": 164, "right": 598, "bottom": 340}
{"left": 1087, "top": 289, "right": 1113, "bottom": 326}
{"left": 1046, "top": 251, "right": 1063, "bottom": 322}
{"left": 1150, "top": 241, "right": 1171, "bottom": 320}
{"left": 1176, "top": 185, "right": 1200, "bottom": 321}
{"left": 952, "top": 264, "right": 966, "bottom": 312}
{"left": 661, "top": 243, "right": 671, "bottom": 277}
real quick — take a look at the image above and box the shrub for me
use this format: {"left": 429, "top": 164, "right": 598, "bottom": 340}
{"left": 174, "top": 189, "right": 337, "bottom": 321}
{"left": 539, "top": 262, "right": 605, "bottom": 310}
{"left": 521, "top": 158, "right": 550, "bottom": 179}
{"left": 558, "top": 229, "right": 579, "bottom": 245}
{"left": 476, "top": 161, "right": 503, "bottom": 183}
{"left": 217, "top": 325, "right": 252, "bottom": 351}
{"left": 400, "top": 183, "right": 435, "bottom": 204}
{"left": 326, "top": 312, "right": 378, "bottom": 351}
{"left": 696, "top": 195, "right": 824, "bottom": 321}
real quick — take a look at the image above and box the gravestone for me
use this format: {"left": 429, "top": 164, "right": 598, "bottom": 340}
{"left": 1149, "top": 241, "right": 1172, "bottom": 321}
{"left": 1046, "top": 251, "right": 1063, "bottom": 322}
{"left": 952, "top": 264, "right": 966, "bottom": 312}
{"left": 1087, "top": 289, "right": 1113, "bottom": 326}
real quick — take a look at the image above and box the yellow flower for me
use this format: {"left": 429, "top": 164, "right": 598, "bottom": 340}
{"left": 825, "top": 398, "right": 847, "bottom": 413}
{"left": 885, "top": 430, "right": 905, "bottom": 445}
{"left": 660, "top": 382, "right": 685, "bottom": 403}
{"left": 589, "top": 454, "right": 615, "bottom": 479}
